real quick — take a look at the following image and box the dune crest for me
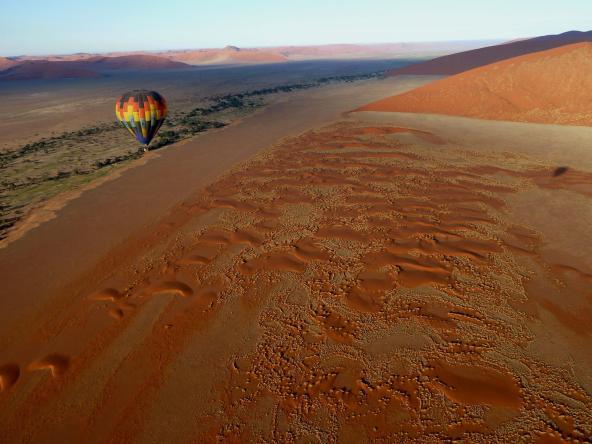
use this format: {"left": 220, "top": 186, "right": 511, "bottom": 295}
{"left": 0, "top": 56, "right": 17, "bottom": 71}
{"left": 0, "top": 54, "right": 191, "bottom": 80}
{"left": 389, "top": 29, "right": 592, "bottom": 75}
{"left": 1, "top": 40, "right": 503, "bottom": 81}
{"left": 168, "top": 46, "right": 289, "bottom": 65}
{"left": 0, "top": 60, "right": 100, "bottom": 80}
{"left": 83, "top": 54, "right": 190, "bottom": 70}
{"left": 360, "top": 42, "right": 592, "bottom": 126}
{"left": 1, "top": 116, "right": 591, "bottom": 441}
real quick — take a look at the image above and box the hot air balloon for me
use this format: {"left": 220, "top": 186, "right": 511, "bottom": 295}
{"left": 115, "top": 90, "right": 167, "bottom": 146}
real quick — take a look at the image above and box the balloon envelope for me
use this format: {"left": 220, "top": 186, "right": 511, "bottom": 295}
{"left": 115, "top": 90, "right": 167, "bottom": 145}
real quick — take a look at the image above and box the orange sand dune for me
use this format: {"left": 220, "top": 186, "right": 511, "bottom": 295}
{"left": 271, "top": 41, "right": 496, "bottom": 60}
{"left": 361, "top": 42, "right": 592, "bottom": 126}
{"left": 23, "top": 46, "right": 289, "bottom": 65}
{"left": 161, "top": 46, "right": 289, "bottom": 65}
{"left": 0, "top": 60, "right": 100, "bottom": 80}
{"left": 5, "top": 40, "right": 496, "bottom": 69}
{"left": 389, "top": 29, "right": 592, "bottom": 75}
{"left": 1, "top": 113, "right": 592, "bottom": 440}
{"left": 0, "top": 57, "right": 17, "bottom": 71}
{"left": 0, "top": 55, "right": 191, "bottom": 80}
{"left": 82, "top": 54, "right": 190, "bottom": 70}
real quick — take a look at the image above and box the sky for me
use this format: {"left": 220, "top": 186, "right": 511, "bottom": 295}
{"left": 1, "top": 0, "right": 591, "bottom": 56}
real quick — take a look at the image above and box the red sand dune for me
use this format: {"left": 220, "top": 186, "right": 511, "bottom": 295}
{"left": 0, "top": 55, "right": 190, "bottom": 80}
{"left": 0, "top": 60, "right": 100, "bottom": 80}
{"left": 0, "top": 57, "right": 17, "bottom": 71}
{"left": 388, "top": 30, "right": 592, "bottom": 75}
{"left": 11, "top": 47, "right": 288, "bottom": 66}
{"left": 158, "top": 42, "right": 492, "bottom": 65}
{"left": 271, "top": 41, "right": 495, "bottom": 60}
{"left": 165, "top": 46, "right": 288, "bottom": 65}
{"left": 81, "top": 54, "right": 190, "bottom": 70}
{"left": 360, "top": 42, "right": 592, "bottom": 127}
{"left": 5, "top": 40, "right": 496, "bottom": 70}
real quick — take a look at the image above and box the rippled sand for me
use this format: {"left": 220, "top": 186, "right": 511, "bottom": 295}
{"left": 1, "top": 111, "right": 591, "bottom": 442}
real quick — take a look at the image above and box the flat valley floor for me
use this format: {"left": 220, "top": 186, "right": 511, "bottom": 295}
{"left": 1, "top": 78, "right": 592, "bottom": 442}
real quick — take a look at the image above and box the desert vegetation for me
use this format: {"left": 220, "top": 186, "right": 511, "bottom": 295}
{"left": 0, "top": 70, "right": 385, "bottom": 240}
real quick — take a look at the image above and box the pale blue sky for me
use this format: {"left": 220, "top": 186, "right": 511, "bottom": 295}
{"left": 1, "top": 0, "right": 591, "bottom": 56}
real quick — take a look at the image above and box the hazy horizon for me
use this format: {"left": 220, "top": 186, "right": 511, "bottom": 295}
{"left": 2, "top": 38, "right": 507, "bottom": 59}
{"left": 1, "top": 0, "right": 591, "bottom": 56}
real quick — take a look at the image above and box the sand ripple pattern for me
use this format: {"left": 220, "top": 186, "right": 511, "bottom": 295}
{"left": 1, "top": 122, "right": 591, "bottom": 442}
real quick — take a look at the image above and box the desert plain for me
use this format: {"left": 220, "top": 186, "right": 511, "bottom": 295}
{"left": 0, "top": 40, "right": 591, "bottom": 443}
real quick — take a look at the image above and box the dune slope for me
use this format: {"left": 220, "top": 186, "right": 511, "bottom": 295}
{"left": 389, "top": 30, "right": 592, "bottom": 75}
{"left": 170, "top": 47, "right": 289, "bottom": 65}
{"left": 1, "top": 115, "right": 591, "bottom": 441}
{"left": 361, "top": 42, "right": 592, "bottom": 126}
{"left": 0, "top": 55, "right": 191, "bottom": 80}
{"left": 0, "top": 57, "right": 17, "bottom": 71}
{"left": 0, "top": 60, "right": 100, "bottom": 80}
{"left": 84, "top": 54, "right": 190, "bottom": 70}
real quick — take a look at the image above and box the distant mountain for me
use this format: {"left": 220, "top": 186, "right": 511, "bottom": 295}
{"left": 0, "top": 60, "right": 100, "bottom": 80}
{"left": 360, "top": 42, "right": 592, "bottom": 127}
{"left": 388, "top": 30, "right": 592, "bottom": 75}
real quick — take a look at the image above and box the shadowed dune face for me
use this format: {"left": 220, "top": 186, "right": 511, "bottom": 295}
{"left": 361, "top": 43, "right": 592, "bottom": 126}
{"left": 0, "top": 57, "right": 17, "bottom": 71}
{"left": 27, "top": 354, "right": 70, "bottom": 377}
{"left": 389, "top": 29, "right": 592, "bottom": 75}
{"left": 0, "top": 55, "right": 191, "bottom": 80}
{"left": 4, "top": 40, "right": 496, "bottom": 70}
{"left": 0, "top": 364, "right": 20, "bottom": 391}
{"left": 272, "top": 40, "right": 498, "bottom": 59}
{"left": 1, "top": 117, "right": 590, "bottom": 442}
{"left": 83, "top": 54, "right": 190, "bottom": 70}
{"left": 0, "top": 60, "right": 101, "bottom": 80}
{"left": 167, "top": 47, "right": 289, "bottom": 65}
{"left": 425, "top": 360, "right": 523, "bottom": 409}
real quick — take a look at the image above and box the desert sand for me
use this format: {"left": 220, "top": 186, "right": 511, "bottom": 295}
{"left": 166, "top": 46, "right": 290, "bottom": 65}
{"left": 389, "top": 29, "right": 592, "bottom": 75}
{"left": 0, "top": 60, "right": 422, "bottom": 248}
{"left": 0, "top": 56, "right": 192, "bottom": 81}
{"left": 0, "top": 59, "right": 413, "bottom": 150}
{"left": 0, "top": 68, "right": 591, "bottom": 441}
{"left": 1, "top": 40, "right": 496, "bottom": 73}
{"left": 361, "top": 43, "right": 592, "bottom": 126}
{"left": 0, "top": 60, "right": 101, "bottom": 80}
{"left": 0, "top": 57, "right": 17, "bottom": 71}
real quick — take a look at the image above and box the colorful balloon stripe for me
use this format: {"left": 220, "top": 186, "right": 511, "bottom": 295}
{"left": 115, "top": 90, "right": 167, "bottom": 145}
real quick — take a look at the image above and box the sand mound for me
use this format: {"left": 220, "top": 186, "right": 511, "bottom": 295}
{"left": 2, "top": 40, "right": 494, "bottom": 70}
{"left": 0, "top": 55, "right": 190, "bottom": 80}
{"left": 360, "top": 42, "right": 592, "bottom": 126}
{"left": 389, "top": 30, "right": 592, "bottom": 75}
{"left": 84, "top": 54, "right": 190, "bottom": 70}
{"left": 0, "top": 60, "right": 100, "bottom": 80}
{"left": 0, "top": 57, "right": 17, "bottom": 71}
{"left": 272, "top": 41, "right": 493, "bottom": 60}
{"left": 169, "top": 47, "right": 288, "bottom": 65}
{"left": 1, "top": 116, "right": 592, "bottom": 440}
